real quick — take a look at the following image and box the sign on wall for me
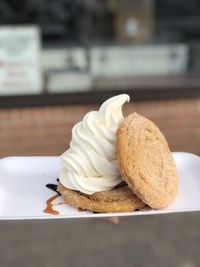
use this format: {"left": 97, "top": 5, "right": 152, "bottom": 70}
{"left": 0, "top": 26, "right": 42, "bottom": 95}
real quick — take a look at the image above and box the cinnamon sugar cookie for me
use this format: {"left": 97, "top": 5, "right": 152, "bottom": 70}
{"left": 58, "top": 183, "right": 145, "bottom": 213}
{"left": 116, "top": 112, "right": 178, "bottom": 209}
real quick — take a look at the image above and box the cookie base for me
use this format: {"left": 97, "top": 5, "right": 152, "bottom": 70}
{"left": 58, "top": 183, "right": 145, "bottom": 213}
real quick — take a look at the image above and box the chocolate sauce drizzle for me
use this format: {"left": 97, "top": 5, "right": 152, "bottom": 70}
{"left": 46, "top": 183, "right": 59, "bottom": 194}
{"left": 46, "top": 178, "right": 60, "bottom": 194}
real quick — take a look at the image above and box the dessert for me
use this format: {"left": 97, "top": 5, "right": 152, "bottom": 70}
{"left": 58, "top": 94, "right": 178, "bottom": 212}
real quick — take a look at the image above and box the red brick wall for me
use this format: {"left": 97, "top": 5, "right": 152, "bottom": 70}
{"left": 0, "top": 98, "right": 200, "bottom": 158}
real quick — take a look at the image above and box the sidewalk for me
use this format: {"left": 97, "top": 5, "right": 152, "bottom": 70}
{"left": 0, "top": 213, "right": 199, "bottom": 267}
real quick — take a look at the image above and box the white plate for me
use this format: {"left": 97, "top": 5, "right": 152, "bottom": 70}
{"left": 0, "top": 152, "right": 199, "bottom": 220}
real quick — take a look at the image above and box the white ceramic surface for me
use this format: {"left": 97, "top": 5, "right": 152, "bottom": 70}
{"left": 0, "top": 152, "right": 199, "bottom": 220}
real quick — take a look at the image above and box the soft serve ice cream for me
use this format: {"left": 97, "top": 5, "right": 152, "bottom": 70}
{"left": 59, "top": 94, "right": 130, "bottom": 195}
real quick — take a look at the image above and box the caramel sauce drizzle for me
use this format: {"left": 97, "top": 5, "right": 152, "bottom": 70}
{"left": 44, "top": 179, "right": 64, "bottom": 215}
{"left": 54, "top": 202, "right": 65, "bottom": 206}
{"left": 43, "top": 193, "right": 60, "bottom": 215}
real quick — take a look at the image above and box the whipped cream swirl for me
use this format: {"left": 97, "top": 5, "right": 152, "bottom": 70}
{"left": 59, "top": 94, "right": 130, "bottom": 194}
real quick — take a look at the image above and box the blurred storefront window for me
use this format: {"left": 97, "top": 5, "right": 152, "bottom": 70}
{"left": 0, "top": 0, "right": 200, "bottom": 96}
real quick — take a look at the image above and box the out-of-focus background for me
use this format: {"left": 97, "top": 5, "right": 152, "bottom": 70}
{"left": 0, "top": 0, "right": 200, "bottom": 266}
